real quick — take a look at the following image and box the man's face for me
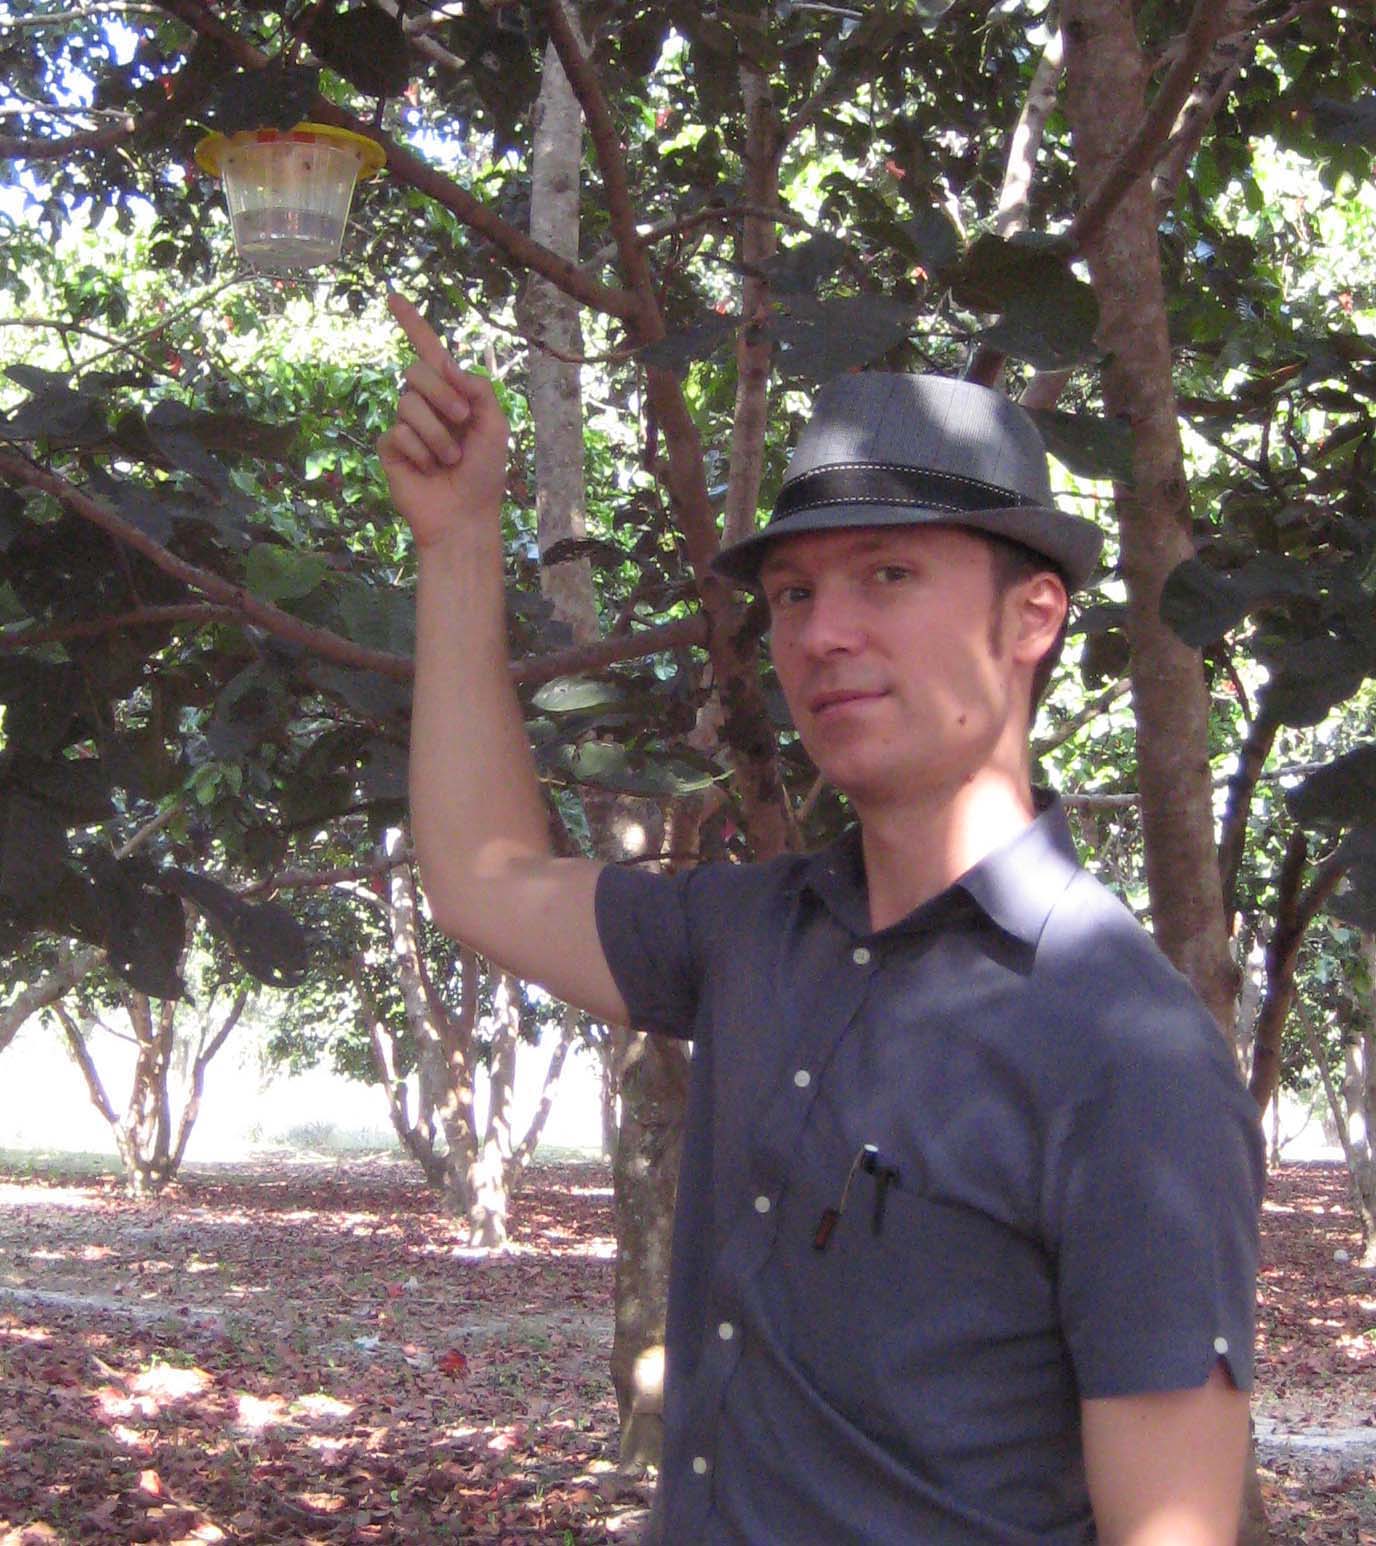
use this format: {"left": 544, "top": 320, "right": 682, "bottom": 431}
{"left": 760, "top": 524, "right": 1040, "bottom": 810}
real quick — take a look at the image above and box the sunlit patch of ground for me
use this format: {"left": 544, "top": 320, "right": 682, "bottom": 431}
{"left": 0, "top": 1159, "right": 645, "bottom": 1543}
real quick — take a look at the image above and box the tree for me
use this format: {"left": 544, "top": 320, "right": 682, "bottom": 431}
{"left": 5, "top": 1, "right": 1376, "bottom": 1522}
{"left": 50, "top": 918, "right": 251, "bottom": 1194}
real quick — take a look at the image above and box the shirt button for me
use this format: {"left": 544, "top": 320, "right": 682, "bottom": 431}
{"left": 692, "top": 1455, "right": 709, "bottom": 1476}
{"left": 852, "top": 945, "right": 872, "bottom": 965}
{"left": 754, "top": 1194, "right": 772, "bottom": 1214}
{"left": 718, "top": 1321, "right": 735, "bottom": 1341}
{"left": 793, "top": 1069, "right": 812, "bottom": 1088}
{"left": 1213, "top": 1336, "right": 1230, "bottom": 1356}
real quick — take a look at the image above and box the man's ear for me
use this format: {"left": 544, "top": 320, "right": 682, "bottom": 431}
{"left": 1011, "top": 572, "right": 1069, "bottom": 667}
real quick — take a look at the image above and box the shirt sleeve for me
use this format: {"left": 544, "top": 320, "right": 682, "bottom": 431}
{"left": 595, "top": 862, "right": 702, "bottom": 1040}
{"left": 1047, "top": 1006, "right": 1266, "bottom": 1398}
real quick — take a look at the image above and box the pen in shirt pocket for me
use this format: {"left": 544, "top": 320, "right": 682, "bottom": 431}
{"left": 813, "top": 1142, "right": 901, "bottom": 1250}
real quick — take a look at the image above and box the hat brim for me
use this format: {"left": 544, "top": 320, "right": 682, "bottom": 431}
{"left": 710, "top": 501, "right": 1104, "bottom": 593}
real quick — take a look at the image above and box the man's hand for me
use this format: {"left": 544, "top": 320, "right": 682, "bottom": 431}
{"left": 377, "top": 292, "right": 509, "bottom": 551}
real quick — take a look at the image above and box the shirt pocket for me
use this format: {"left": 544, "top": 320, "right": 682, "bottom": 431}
{"left": 773, "top": 1148, "right": 1068, "bottom": 1467}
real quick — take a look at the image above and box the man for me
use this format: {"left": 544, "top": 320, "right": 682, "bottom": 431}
{"left": 380, "top": 291, "right": 1264, "bottom": 1544}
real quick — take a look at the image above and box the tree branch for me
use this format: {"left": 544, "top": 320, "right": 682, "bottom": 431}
{"left": 538, "top": 3, "right": 790, "bottom": 857}
{"left": 0, "top": 447, "right": 415, "bottom": 679}
{"left": 0, "top": 115, "right": 138, "bottom": 161}
{"left": 964, "top": 28, "right": 1066, "bottom": 390}
{"left": 4, "top": 4, "right": 167, "bottom": 25}
{"left": 171, "top": 987, "right": 247, "bottom": 1171}
{"left": 535, "top": 0, "right": 658, "bottom": 337}
{"left": 55, "top": 1004, "right": 120, "bottom": 1125}
{"left": 1248, "top": 833, "right": 1347, "bottom": 1111}
{"left": 1218, "top": 693, "right": 1280, "bottom": 922}
{"left": 149, "top": 0, "right": 640, "bottom": 321}
{"left": 1068, "top": 0, "right": 1230, "bottom": 252}
{"left": 721, "top": 63, "right": 782, "bottom": 549}
{"left": 1152, "top": 0, "right": 1256, "bottom": 213}
{"left": 0, "top": 603, "right": 242, "bottom": 651}
{"left": 0, "top": 946, "right": 105, "bottom": 1058}
{"left": 509, "top": 1003, "right": 578, "bottom": 1172}
{"left": 0, "top": 459, "right": 707, "bottom": 685}
{"left": 1031, "top": 674, "right": 1129, "bottom": 758}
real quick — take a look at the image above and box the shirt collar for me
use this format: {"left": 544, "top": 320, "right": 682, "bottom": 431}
{"left": 799, "top": 789, "right": 1081, "bottom": 947}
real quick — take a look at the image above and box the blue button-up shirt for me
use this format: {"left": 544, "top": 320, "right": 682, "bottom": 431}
{"left": 596, "top": 798, "right": 1263, "bottom": 1543}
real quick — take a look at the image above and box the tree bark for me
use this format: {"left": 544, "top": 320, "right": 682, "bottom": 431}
{"left": 0, "top": 947, "right": 103, "bottom": 1057}
{"left": 597, "top": 1031, "right": 620, "bottom": 1162}
{"left": 1059, "top": 8, "right": 1266, "bottom": 1538}
{"left": 1060, "top": 0, "right": 1237, "bottom": 1032}
{"left": 384, "top": 833, "right": 481, "bottom": 1215}
{"left": 518, "top": 7, "right": 600, "bottom": 643}
{"left": 610, "top": 1026, "right": 690, "bottom": 1468}
{"left": 1299, "top": 993, "right": 1376, "bottom": 1268}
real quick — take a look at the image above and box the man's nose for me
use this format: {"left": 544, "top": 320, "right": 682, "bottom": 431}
{"left": 797, "top": 583, "right": 866, "bottom": 656}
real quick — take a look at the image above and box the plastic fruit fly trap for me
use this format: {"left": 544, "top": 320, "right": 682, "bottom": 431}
{"left": 195, "top": 122, "right": 385, "bottom": 270}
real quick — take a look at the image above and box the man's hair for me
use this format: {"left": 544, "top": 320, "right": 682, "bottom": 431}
{"left": 982, "top": 534, "right": 1069, "bottom": 714}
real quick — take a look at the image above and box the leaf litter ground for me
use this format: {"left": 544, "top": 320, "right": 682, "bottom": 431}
{"left": 0, "top": 1158, "right": 1371, "bottom": 1543}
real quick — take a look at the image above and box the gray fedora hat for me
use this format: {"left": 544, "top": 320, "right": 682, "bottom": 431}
{"left": 711, "top": 373, "right": 1104, "bottom": 592}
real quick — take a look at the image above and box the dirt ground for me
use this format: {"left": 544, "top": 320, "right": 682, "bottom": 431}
{"left": 0, "top": 1156, "right": 1371, "bottom": 1544}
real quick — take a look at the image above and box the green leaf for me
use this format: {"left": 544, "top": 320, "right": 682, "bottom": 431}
{"left": 244, "top": 543, "right": 329, "bottom": 604}
{"left": 546, "top": 740, "right": 717, "bottom": 797}
{"left": 205, "top": 59, "right": 320, "bottom": 133}
{"left": 1326, "top": 874, "right": 1376, "bottom": 932}
{"left": 638, "top": 315, "right": 735, "bottom": 375}
{"left": 0, "top": 374, "right": 105, "bottom": 443}
{"left": 307, "top": 663, "right": 412, "bottom": 723}
{"left": 1159, "top": 560, "right": 1249, "bottom": 647}
{"left": 977, "top": 296, "right": 1100, "bottom": 371}
{"left": 1262, "top": 636, "right": 1371, "bottom": 728}
{"left": 1310, "top": 95, "right": 1376, "bottom": 147}
{"left": 86, "top": 851, "right": 186, "bottom": 999}
{"left": 305, "top": 5, "right": 410, "bottom": 98}
{"left": 0, "top": 793, "right": 70, "bottom": 903}
{"left": 1287, "top": 745, "right": 1376, "bottom": 828}
{"left": 1028, "top": 409, "right": 1134, "bottom": 484}
{"left": 762, "top": 234, "right": 850, "bottom": 295}
{"left": 772, "top": 294, "right": 915, "bottom": 380}
{"left": 160, "top": 868, "right": 309, "bottom": 988}
{"left": 531, "top": 677, "right": 630, "bottom": 716}
{"left": 955, "top": 234, "right": 1100, "bottom": 369}
{"left": 899, "top": 208, "right": 961, "bottom": 275}
{"left": 205, "top": 666, "right": 289, "bottom": 761}
{"left": 335, "top": 578, "right": 415, "bottom": 654}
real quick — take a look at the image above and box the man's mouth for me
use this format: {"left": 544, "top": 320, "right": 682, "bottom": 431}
{"left": 809, "top": 687, "right": 886, "bottom": 717}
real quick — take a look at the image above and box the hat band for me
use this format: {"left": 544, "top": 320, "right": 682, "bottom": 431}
{"left": 772, "top": 461, "right": 1040, "bottom": 524}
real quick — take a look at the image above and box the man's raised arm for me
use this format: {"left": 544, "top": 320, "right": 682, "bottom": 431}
{"left": 379, "top": 293, "right": 628, "bottom": 1025}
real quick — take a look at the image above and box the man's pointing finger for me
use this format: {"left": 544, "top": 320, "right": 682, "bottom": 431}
{"left": 387, "top": 290, "right": 451, "bottom": 372}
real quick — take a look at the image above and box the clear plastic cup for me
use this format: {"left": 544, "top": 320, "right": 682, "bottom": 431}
{"left": 195, "top": 124, "right": 386, "bottom": 270}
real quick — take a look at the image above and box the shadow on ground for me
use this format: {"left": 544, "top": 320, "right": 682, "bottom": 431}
{"left": 0, "top": 1158, "right": 649, "bottom": 1544}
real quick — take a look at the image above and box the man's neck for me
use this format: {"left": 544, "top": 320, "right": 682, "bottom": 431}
{"left": 857, "top": 771, "right": 1038, "bottom": 933}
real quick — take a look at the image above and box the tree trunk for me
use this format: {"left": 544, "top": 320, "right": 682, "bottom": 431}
{"left": 170, "top": 989, "right": 248, "bottom": 1175}
{"left": 469, "top": 973, "right": 520, "bottom": 1247}
{"left": 518, "top": 4, "right": 599, "bottom": 643}
{"left": 355, "top": 954, "right": 450, "bottom": 1187}
{"left": 610, "top": 1027, "right": 689, "bottom": 1468}
{"left": 518, "top": 25, "right": 693, "bottom": 1462}
{"left": 1060, "top": 0, "right": 1237, "bottom": 1033}
{"left": 1301, "top": 992, "right": 1376, "bottom": 1269}
{"left": 384, "top": 833, "right": 480, "bottom": 1215}
{"left": 598, "top": 1032, "right": 620, "bottom": 1162}
{"left": 1059, "top": 8, "right": 1264, "bottom": 1538}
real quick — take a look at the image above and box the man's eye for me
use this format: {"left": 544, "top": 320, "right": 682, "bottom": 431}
{"left": 874, "top": 565, "right": 912, "bottom": 584}
{"left": 769, "top": 584, "right": 810, "bottom": 607}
